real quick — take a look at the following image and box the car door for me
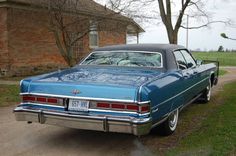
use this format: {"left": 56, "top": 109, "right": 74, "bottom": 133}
{"left": 173, "top": 50, "right": 194, "bottom": 104}
{"left": 180, "top": 50, "right": 199, "bottom": 101}
{"left": 181, "top": 50, "right": 210, "bottom": 95}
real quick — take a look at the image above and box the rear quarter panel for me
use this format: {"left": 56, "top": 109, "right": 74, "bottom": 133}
{"left": 140, "top": 71, "right": 185, "bottom": 121}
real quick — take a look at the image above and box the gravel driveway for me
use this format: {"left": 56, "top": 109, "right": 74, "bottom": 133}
{"left": 1, "top": 67, "right": 236, "bottom": 156}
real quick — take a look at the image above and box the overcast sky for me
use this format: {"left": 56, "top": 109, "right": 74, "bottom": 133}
{"left": 97, "top": 0, "right": 236, "bottom": 51}
{"left": 139, "top": 0, "right": 236, "bottom": 51}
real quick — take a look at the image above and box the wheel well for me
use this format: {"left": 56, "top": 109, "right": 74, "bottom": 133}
{"left": 210, "top": 73, "right": 215, "bottom": 87}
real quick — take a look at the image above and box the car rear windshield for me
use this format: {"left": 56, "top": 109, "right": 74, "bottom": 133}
{"left": 81, "top": 51, "right": 163, "bottom": 68}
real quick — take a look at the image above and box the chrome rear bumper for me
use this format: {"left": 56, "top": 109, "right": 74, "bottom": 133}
{"left": 14, "top": 107, "right": 152, "bottom": 136}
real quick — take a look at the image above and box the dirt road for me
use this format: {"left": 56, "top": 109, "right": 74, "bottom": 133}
{"left": 1, "top": 67, "right": 236, "bottom": 156}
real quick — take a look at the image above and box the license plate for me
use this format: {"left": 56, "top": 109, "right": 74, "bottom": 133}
{"left": 68, "top": 99, "right": 89, "bottom": 112}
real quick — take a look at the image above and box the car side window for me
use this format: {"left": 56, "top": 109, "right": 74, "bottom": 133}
{"left": 180, "top": 50, "right": 196, "bottom": 68}
{"left": 174, "top": 51, "right": 187, "bottom": 70}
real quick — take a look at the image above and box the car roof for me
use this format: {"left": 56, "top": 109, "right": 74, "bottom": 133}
{"left": 94, "top": 44, "right": 186, "bottom": 53}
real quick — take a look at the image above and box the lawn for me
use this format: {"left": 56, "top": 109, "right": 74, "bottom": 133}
{"left": 192, "top": 52, "right": 236, "bottom": 66}
{"left": 219, "top": 69, "right": 227, "bottom": 76}
{"left": 0, "top": 85, "right": 20, "bottom": 107}
{"left": 166, "top": 81, "right": 236, "bottom": 156}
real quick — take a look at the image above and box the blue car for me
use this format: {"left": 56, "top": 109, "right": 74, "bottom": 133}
{"left": 14, "top": 44, "right": 218, "bottom": 136}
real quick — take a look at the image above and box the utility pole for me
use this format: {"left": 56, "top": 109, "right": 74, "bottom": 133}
{"left": 186, "top": 14, "right": 189, "bottom": 48}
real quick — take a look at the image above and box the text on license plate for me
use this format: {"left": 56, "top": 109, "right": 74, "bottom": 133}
{"left": 68, "top": 99, "right": 89, "bottom": 111}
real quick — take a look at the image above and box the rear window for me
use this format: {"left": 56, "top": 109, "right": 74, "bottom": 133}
{"left": 81, "top": 51, "right": 163, "bottom": 68}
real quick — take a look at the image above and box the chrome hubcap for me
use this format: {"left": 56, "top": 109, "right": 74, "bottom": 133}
{"left": 207, "top": 83, "right": 211, "bottom": 101}
{"left": 169, "top": 109, "right": 178, "bottom": 131}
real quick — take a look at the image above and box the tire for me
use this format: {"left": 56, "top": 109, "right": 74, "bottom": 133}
{"left": 157, "top": 109, "right": 179, "bottom": 136}
{"left": 200, "top": 80, "right": 212, "bottom": 103}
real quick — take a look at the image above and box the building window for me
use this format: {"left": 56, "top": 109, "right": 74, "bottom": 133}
{"left": 89, "top": 31, "right": 98, "bottom": 48}
{"left": 89, "top": 21, "right": 99, "bottom": 48}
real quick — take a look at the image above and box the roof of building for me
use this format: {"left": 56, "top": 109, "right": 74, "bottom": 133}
{"left": 0, "top": 0, "right": 144, "bottom": 33}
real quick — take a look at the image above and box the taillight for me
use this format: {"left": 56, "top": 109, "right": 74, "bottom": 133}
{"left": 94, "top": 101, "right": 150, "bottom": 114}
{"left": 22, "top": 95, "right": 63, "bottom": 106}
{"left": 36, "top": 97, "right": 47, "bottom": 103}
{"left": 47, "top": 98, "right": 58, "bottom": 104}
{"left": 97, "top": 102, "right": 110, "bottom": 108}
{"left": 111, "top": 103, "right": 125, "bottom": 109}
{"left": 126, "top": 105, "right": 139, "bottom": 111}
{"left": 23, "top": 96, "right": 35, "bottom": 101}
{"left": 140, "top": 105, "right": 150, "bottom": 113}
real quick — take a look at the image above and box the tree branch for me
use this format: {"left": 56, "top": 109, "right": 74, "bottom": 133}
{"left": 181, "top": 20, "right": 230, "bottom": 29}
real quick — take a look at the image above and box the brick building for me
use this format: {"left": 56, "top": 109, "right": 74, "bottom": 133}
{"left": 0, "top": 0, "right": 143, "bottom": 76}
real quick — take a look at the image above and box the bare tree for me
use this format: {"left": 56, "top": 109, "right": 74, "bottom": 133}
{"left": 157, "top": 0, "right": 231, "bottom": 44}
{"left": 108, "top": 0, "right": 230, "bottom": 44}
{"left": 33, "top": 0, "right": 131, "bottom": 67}
{"left": 47, "top": 0, "right": 91, "bottom": 66}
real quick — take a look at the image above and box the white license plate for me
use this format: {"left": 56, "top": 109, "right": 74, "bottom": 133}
{"left": 68, "top": 99, "right": 89, "bottom": 112}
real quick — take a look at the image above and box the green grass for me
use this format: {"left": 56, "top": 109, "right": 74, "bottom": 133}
{"left": 0, "top": 85, "right": 20, "bottom": 107}
{"left": 192, "top": 52, "right": 236, "bottom": 66}
{"left": 219, "top": 69, "right": 227, "bottom": 76}
{"left": 166, "top": 81, "right": 236, "bottom": 156}
{"left": 0, "top": 76, "right": 26, "bottom": 81}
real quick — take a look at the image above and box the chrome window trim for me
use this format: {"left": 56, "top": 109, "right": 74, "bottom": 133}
{"left": 20, "top": 93, "right": 150, "bottom": 105}
{"left": 79, "top": 50, "right": 164, "bottom": 68}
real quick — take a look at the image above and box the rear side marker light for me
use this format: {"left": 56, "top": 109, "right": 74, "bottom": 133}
{"left": 141, "top": 105, "right": 150, "bottom": 113}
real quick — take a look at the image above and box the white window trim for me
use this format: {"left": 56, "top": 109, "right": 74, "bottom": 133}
{"left": 89, "top": 20, "right": 99, "bottom": 48}
{"left": 89, "top": 30, "right": 99, "bottom": 49}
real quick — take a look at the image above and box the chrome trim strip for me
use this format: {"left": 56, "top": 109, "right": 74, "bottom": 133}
{"left": 19, "top": 103, "right": 150, "bottom": 116}
{"left": 14, "top": 107, "right": 151, "bottom": 124}
{"left": 89, "top": 108, "right": 150, "bottom": 116}
{"left": 138, "top": 85, "right": 143, "bottom": 102}
{"left": 20, "top": 93, "right": 150, "bottom": 104}
{"left": 79, "top": 50, "right": 164, "bottom": 68}
{"left": 20, "top": 80, "right": 23, "bottom": 86}
{"left": 137, "top": 101, "right": 150, "bottom": 105}
{"left": 20, "top": 103, "right": 65, "bottom": 108}
{"left": 152, "top": 76, "right": 209, "bottom": 109}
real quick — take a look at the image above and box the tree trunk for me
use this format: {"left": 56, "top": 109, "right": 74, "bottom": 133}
{"left": 166, "top": 28, "right": 178, "bottom": 44}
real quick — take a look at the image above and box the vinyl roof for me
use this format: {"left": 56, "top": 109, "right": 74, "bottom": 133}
{"left": 95, "top": 44, "right": 186, "bottom": 53}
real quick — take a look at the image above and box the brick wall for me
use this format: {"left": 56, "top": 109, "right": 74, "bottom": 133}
{"left": 7, "top": 8, "right": 67, "bottom": 76}
{"left": 0, "top": 7, "right": 127, "bottom": 77}
{"left": 0, "top": 8, "right": 9, "bottom": 76}
{"left": 99, "top": 31, "right": 126, "bottom": 47}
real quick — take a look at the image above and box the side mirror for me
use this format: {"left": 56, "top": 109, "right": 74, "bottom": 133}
{"left": 196, "top": 60, "right": 202, "bottom": 66}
